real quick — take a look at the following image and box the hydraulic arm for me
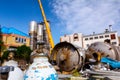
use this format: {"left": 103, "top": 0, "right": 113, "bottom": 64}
{"left": 38, "top": 0, "right": 54, "bottom": 49}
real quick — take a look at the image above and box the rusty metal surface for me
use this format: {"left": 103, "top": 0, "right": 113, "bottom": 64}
{"left": 86, "top": 42, "right": 120, "bottom": 62}
{"left": 50, "top": 42, "right": 85, "bottom": 72}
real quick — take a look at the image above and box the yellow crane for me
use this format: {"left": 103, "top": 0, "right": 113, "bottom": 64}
{"left": 38, "top": 0, "right": 54, "bottom": 49}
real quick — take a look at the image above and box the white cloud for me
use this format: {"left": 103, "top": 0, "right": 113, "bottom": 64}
{"left": 51, "top": 0, "right": 120, "bottom": 35}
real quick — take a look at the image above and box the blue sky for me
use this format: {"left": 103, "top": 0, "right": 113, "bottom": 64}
{"left": 0, "top": 0, "right": 120, "bottom": 44}
{"left": 0, "top": 0, "right": 63, "bottom": 44}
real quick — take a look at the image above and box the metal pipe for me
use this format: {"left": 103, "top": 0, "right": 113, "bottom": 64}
{"left": 29, "top": 21, "right": 37, "bottom": 50}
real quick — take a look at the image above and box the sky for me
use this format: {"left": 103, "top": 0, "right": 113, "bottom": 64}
{"left": 0, "top": 0, "right": 120, "bottom": 44}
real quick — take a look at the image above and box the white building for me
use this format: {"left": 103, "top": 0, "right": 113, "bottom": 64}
{"left": 60, "top": 29, "right": 119, "bottom": 49}
{"left": 83, "top": 31, "right": 119, "bottom": 49}
{"left": 60, "top": 33, "right": 83, "bottom": 48}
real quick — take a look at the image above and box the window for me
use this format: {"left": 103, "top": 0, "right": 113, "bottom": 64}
{"left": 85, "top": 38, "right": 88, "bottom": 40}
{"left": 15, "top": 37, "right": 19, "bottom": 42}
{"left": 99, "top": 36, "right": 103, "bottom": 38}
{"left": 105, "top": 35, "right": 109, "bottom": 38}
{"left": 89, "top": 37, "right": 93, "bottom": 40}
{"left": 18, "top": 38, "right": 21, "bottom": 42}
{"left": 112, "top": 42, "right": 117, "bottom": 45}
{"left": 86, "top": 44, "right": 89, "bottom": 47}
{"left": 20, "top": 38, "right": 23, "bottom": 43}
{"left": 73, "top": 33, "right": 79, "bottom": 41}
{"left": 111, "top": 34, "right": 116, "bottom": 39}
{"left": 94, "top": 36, "right": 98, "bottom": 39}
{"left": 104, "top": 39, "right": 111, "bottom": 44}
{"left": 21, "top": 38, "right": 24, "bottom": 43}
{"left": 15, "top": 37, "right": 26, "bottom": 43}
{"left": 24, "top": 39, "right": 26, "bottom": 43}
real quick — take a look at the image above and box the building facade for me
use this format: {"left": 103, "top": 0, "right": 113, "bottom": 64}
{"left": 60, "top": 29, "right": 119, "bottom": 49}
{"left": 83, "top": 31, "right": 119, "bottom": 49}
{"left": 0, "top": 27, "right": 30, "bottom": 51}
{"left": 60, "top": 33, "right": 83, "bottom": 48}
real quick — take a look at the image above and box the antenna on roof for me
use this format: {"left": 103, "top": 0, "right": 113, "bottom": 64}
{"left": 109, "top": 25, "right": 112, "bottom": 31}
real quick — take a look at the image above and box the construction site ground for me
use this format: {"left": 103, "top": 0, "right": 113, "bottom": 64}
{"left": 58, "top": 70, "right": 120, "bottom": 80}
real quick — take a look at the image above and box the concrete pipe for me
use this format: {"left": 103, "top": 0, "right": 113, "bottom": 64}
{"left": 86, "top": 42, "right": 120, "bottom": 62}
{"left": 50, "top": 42, "right": 85, "bottom": 72}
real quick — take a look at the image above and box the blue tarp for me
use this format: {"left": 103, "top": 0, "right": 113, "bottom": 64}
{"left": 1, "top": 27, "right": 29, "bottom": 37}
{"left": 101, "top": 57, "right": 120, "bottom": 69}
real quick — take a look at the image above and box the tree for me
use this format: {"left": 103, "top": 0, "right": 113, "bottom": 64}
{"left": 0, "top": 40, "right": 3, "bottom": 52}
{"left": 1, "top": 50, "right": 9, "bottom": 62}
{"left": 1, "top": 50, "right": 17, "bottom": 63}
{"left": 16, "top": 45, "right": 32, "bottom": 62}
{"left": 0, "top": 40, "right": 6, "bottom": 57}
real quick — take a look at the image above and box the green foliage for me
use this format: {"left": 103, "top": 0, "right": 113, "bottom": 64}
{"left": 0, "top": 40, "right": 3, "bottom": 50}
{"left": 1, "top": 50, "right": 16, "bottom": 60}
{"left": 0, "top": 40, "right": 3, "bottom": 45}
{"left": 1, "top": 45, "right": 32, "bottom": 63}
{"left": 1, "top": 50, "right": 9, "bottom": 61}
{"left": 0, "top": 40, "right": 6, "bottom": 52}
{"left": 16, "top": 45, "right": 32, "bottom": 62}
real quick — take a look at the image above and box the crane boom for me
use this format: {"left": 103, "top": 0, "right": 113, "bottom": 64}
{"left": 38, "top": 0, "right": 54, "bottom": 49}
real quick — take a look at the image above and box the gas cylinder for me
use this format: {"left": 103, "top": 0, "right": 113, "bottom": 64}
{"left": 24, "top": 53, "right": 58, "bottom": 80}
{"left": 50, "top": 42, "right": 85, "bottom": 72}
{"left": 3, "top": 60, "right": 24, "bottom": 80}
{"left": 86, "top": 42, "right": 120, "bottom": 62}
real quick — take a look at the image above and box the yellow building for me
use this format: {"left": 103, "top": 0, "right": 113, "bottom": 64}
{"left": 0, "top": 27, "right": 30, "bottom": 51}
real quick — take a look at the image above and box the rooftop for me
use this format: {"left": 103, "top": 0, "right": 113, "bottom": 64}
{"left": 83, "top": 31, "right": 117, "bottom": 37}
{"left": 0, "top": 27, "right": 29, "bottom": 37}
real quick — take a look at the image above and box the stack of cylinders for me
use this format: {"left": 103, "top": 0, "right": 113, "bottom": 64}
{"left": 29, "top": 21, "right": 37, "bottom": 50}
{"left": 29, "top": 21, "right": 51, "bottom": 51}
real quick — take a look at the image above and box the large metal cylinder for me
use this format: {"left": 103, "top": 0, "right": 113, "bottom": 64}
{"left": 50, "top": 42, "right": 85, "bottom": 72}
{"left": 37, "top": 23, "right": 43, "bottom": 37}
{"left": 37, "top": 23, "right": 44, "bottom": 42}
{"left": 86, "top": 42, "right": 120, "bottom": 62}
{"left": 29, "top": 21, "right": 37, "bottom": 33}
{"left": 41, "top": 21, "right": 51, "bottom": 51}
{"left": 42, "top": 21, "right": 50, "bottom": 44}
{"left": 29, "top": 21, "right": 37, "bottom": 50}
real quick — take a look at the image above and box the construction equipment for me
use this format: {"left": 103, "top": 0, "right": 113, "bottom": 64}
{"left": 37, "top": 0, "right": 86, "bottom": 72}
{"left": 38, "top": 0, "right": 54, "bottom": 49}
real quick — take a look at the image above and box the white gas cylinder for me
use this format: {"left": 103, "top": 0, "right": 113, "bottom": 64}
{"left": 24, "top": 54, "right": 58, "bottom": 80}
{"left": 3, "top": 60, "right": 24, "bottom": 80}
